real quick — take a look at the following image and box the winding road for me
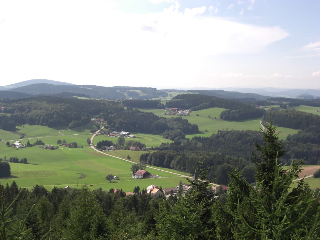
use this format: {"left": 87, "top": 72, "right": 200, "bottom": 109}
{"left": 89, "top": 127, "right": 213, "bottom": 184}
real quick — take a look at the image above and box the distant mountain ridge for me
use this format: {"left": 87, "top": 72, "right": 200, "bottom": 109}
{"left": 2, "top": 79, "right": 73, "bottom": 89}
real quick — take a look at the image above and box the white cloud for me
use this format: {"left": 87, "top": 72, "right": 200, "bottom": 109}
{"left": 248, "top": 0, "right": 255, "bottom": 10}
{"left": 304, "top": 41, "right": 320, "bottom": 55}
{"left": 150, "top": 0, "right": 176, "bottom": 4}
{"left": 228, "top": 4, "right": 234, "bottom": 10}
{"left": 312, "top": 71, "right": 320, "bottom": 77}
{"left": 287, "top": 41, "right": 320, "bottom": 58}
{"left": 239, "top": 8, "right": 244, "bottom": 15}
{"left": 185, "top": 6, "right": 206, "bottom": 17}
{"left": 0, "top": 0, "right": 289, "bottom": 87}
{"left": 209, "top": 6, "right": 218, "bottom": 14}
{"left": 238, "top": 0, "right": 245, "bottom": 4}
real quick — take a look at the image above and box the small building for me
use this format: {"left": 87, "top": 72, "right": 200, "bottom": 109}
{"left": 129, "top": 146, "right": 140, "bottom": 151}
{"left": 13, "top": 141, "right": 25, "bottom": 149}
{"left": 146, "top": 185, "right": 164, "bottom": 198}
{"left": 132, "top": 170, "right": 150, "bottom": 179}
{"left": 212, "top": 185, "right": 228, "bottom": 193}
{"left": 120, "top": 131, "right": 130, "bottom": 136}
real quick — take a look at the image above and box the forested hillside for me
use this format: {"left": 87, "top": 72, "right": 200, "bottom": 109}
{"left": 0, "top": 96, "right": 123, "bottom": 131}
{"left": 166, "top": 94, "right": 265, "bottom": 121}
{"left": 10, "top": 84, "right": 168, "bottom": 100}
{"left": 263, "top": 109, "right": 320, "bottom": 130}
{"left": 105, "top": 109, "right": 199, "bottom": 135}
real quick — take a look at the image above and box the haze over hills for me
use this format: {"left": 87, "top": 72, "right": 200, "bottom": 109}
{"left": 225, "top": 87, "right": 320, "bottom": 99}
{"left": 1, "top": 79, "right": 320, "bottom": 100}
{"left": 2, "top": 79, "right": 73, "bottom": 89}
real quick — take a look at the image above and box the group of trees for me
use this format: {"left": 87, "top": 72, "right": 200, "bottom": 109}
{"left": 0, "top": 162, "right": 11, "bottom": 177}
{"left": 122, "top": 100, "right": 164, "bottom": 109}
{"left": 0, "top": 96, "right": 123, "bottom": 131}
{"left": 263, "top": 109, "right": 320, "bottom": 130}
{"left": 107, "top": 109, "right": 199, "bottom": 135}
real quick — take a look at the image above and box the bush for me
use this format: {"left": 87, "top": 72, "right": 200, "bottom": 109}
{"left": 313, "top": 169, "right": 320, "bottom": 178}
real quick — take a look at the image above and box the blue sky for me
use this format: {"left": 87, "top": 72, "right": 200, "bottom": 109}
{"left": 0, "top": 0, "right": 319, "bottom": 89}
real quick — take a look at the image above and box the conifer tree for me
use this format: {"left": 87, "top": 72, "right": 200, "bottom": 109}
{"left": 216, "top": 120, "right": 320, "bottom": 239}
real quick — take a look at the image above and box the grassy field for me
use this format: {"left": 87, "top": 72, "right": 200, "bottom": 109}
{"left": 288, "top": 105, "right": 320, "bottom": 116}
{"left": 93, "top": 133, "right": 172, "bottom": 148}
{"left": 0, "top": 125, "right": 188, "bottom": 191}
{"left": 139, "top": 107, "right": 298, "bottom": 140}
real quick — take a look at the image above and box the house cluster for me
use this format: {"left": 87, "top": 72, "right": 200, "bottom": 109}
{"left": 108, "top": 131, "right": 136, "bottom": 138}
{"left": 40, "top": 145, "right": 59, "bottom": 150}
{"left": 12, "top": 141, "right": 25, "bottom": 149}
{"left": 165, "top": 108, "right": 191, "bottom": 116}
{"left": 163, "top": 183, "right": 192, "bottom": 198}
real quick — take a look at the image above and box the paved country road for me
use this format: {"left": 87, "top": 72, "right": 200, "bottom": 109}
{"left": 90, "top": 127, "right": 220, "bottom": 187}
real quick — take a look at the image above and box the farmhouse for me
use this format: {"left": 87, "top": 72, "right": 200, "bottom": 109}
{"left": 13, "top": 141, "right": 25, "bottom": 148}
{"left": 129, "top": 146, "right": 140, "bottom": 151}
{"left": 132, "top": 170, "right": 150, "bottom": 179}
{"left": 146, "top": 185, "right": 164, "bottom": 198}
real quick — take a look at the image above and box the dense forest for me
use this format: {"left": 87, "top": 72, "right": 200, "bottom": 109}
{"left": 106, "top": 109, "right": 199, "bottom": 135}
{"left": 122, "top": 100, "right": 164, "bottom": 109}
{"left": 263, "top": 109, "right": 320, "bottom": 130}
{"left": 0, "top": 96, "right": 123, "bottom": 131}
{"left": 1, "top": 123, "right": 319, "bottom": 239}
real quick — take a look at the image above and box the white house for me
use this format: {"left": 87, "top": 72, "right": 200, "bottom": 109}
{"left": 13, "top": 141, "right": 24, "bottom": 148}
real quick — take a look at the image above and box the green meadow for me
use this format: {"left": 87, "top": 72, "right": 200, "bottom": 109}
{"left": 288, "top": 105, "right": 320, "bottom": 116}
{"left": 93, "top": 133, "right": 172, "bottom": 148}
{"left": 140, "top": 107, "right": 298, "bottom": 140}
{"left": 0, "top": 125, "right": 188, "bottom": 192}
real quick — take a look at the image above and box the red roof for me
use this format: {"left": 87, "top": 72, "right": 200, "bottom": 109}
{"left": 135, "top": 170, "right": 147, "bottom": 176}
{"left": 130, "top": 146, "right": 140, "bottom": 150}
{"left": 212, "top": 185, "right": 228, "bottom": 191}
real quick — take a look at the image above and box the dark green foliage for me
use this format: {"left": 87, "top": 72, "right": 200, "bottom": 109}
{"left": 0, "top": 162, "right": 11, "bottom": 177}
{"left": 96, "top": 140, "right": 114, "bottom": 150}
{"left": 156, "top": 163, "right": 216, "bottom": 239}
{"left": 116, "top": 136, "right": 125, "bottom": 149}
{"left": 107, "top": 109, "right": 199, "bottom": 135}
{"left": 125, "top": 140, "right": 146, "bottom": 150}
{"left": 106, "top": 174, "right": 114, "bottom": 182}
{"left": 122, "top": 99, "right": 164, "bottom": 109}
{"left": 33, "top": 139, "right": 44, "bottom": 146}
{"left": 131, "top": 163, "right": 145, "bottom": 174}
{"left": 0, "top": 96, "right": 123, "bottom": 130}
{"left": 215, "top": 121, "right": 320, "bottom": 239}
{"left": 263, "top": 109, "right": 320, "bottom": 130}
{"left": 313, "top": 168, "right": 320, "bottom": 178}
{"left": 162, "top": 129, "right": 185, "bottom": 141}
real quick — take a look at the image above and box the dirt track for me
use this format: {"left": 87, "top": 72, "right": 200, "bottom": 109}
{"left": 298, "top": 166, "right": 320, "bottom": 178}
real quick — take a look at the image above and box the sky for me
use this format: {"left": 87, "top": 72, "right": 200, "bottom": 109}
{"left": 0, "top": 0, "right": 319, "bottom": 89}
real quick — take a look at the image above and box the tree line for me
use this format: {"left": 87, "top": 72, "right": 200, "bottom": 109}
{"left": 263, "top": 109, "right": 320, "bottom": 130}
